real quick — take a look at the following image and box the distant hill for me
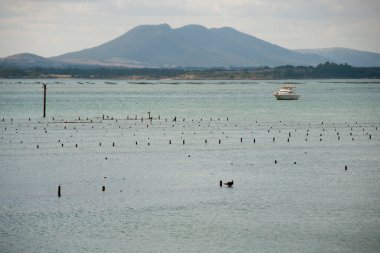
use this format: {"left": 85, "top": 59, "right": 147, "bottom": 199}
{"left": 0, "top": 53, "right": 68, "bottom": 68}
{"left": 2, "top": 24, "right": 380, "bottom": 68}
{"left": 295, "top": 48, "right": 380, "bottom": 67}
{"left": 52, "top": 24, "right": 327, "bottom": 68}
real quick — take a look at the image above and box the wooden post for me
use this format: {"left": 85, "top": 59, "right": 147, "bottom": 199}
{"left": 58, "top": 185, "right": 61, "bottom": 197}
{"left": 43, "top": 84, "right": 47, "bottom": 118}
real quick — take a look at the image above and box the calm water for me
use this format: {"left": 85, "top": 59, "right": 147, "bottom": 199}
{"left": 0, "top": 79, "right": 379, "bottom": 253}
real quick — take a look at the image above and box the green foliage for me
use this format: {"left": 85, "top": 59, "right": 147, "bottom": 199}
{"left": 0, "top": 62, "right": 379, "bottom": 79}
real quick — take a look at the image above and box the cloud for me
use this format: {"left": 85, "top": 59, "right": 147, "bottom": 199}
{"left": 0, "top": 0, "right": 379, "bottom": 57}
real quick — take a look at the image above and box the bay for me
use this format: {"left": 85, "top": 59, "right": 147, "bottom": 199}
{"left": 0, "top": 79, "right": 379, "bottom": 253}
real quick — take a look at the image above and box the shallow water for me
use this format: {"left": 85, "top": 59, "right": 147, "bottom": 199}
{"left": 0, "top": 79, "right": 379, "bottom": 253}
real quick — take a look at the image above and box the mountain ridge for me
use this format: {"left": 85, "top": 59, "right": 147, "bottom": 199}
{"left": 0, "top": 53, "right": 69, "bottom": 68}
{"left": 1, "top": 24, "right": 380, "bottom": 68}
{"left": 52, "top": 24, "right": 327, "bottom": 67}
{"left": 295, "top": 47, "right": 380, "bottom": 67}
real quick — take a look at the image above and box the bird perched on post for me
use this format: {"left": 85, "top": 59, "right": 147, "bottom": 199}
{"left": 224, "top": 180, "right": 234, "bottom": 187}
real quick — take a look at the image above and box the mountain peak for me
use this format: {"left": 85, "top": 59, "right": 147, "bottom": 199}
{"left": 54, "top": 23, "right": 327, "bottom": 67}
{"left": 1, "top": 52, "right": 68, "bottom": 67}
{"left": 131, "top": 23, "right": 172, "bottom": 32}
{"left": 177, "top": 24, "right": 208, "bottom": 31}
{"left": 4, "top": 53, "right": 45, "bottom": 60}
{"left": 296, "top": 47, "right": 380, "bottom": 67}
{"left": 5, "top": 24, "right": 379, "bottom": 68}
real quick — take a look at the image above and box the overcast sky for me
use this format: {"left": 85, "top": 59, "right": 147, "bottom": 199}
{"left": 0, "top": 0, "right": 379, "bottom": 57}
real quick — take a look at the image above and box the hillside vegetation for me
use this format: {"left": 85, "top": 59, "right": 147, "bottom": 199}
{"left": 0, "top": 62, "right": 379, "bottom": 79}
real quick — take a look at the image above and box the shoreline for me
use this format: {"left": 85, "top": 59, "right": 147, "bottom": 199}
{"left": 1, "top": 62, "right": 380, "bottom": 79}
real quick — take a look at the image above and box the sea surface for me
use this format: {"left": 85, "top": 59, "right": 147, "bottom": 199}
{"left": 0, "top": 79, "right": 379, "bottom": 253}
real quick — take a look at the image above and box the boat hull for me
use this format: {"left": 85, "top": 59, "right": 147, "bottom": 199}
{"left": 274, "top": 94, "right": 300, "bottom": 100}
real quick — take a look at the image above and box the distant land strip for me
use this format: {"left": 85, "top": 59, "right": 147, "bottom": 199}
{"left": 1, "top": 62, "right": 380, "bottom": 80}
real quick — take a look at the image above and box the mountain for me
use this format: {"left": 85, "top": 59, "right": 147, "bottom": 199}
{"left": 295, "top": 48, "right": 380, "bottom": 67}
{"left": 52, "top": 24, "right": 327, "bottom": 68}
{"left": 3, "top": 25, "right": 380, "bottom": 68}
{"left": 0, "top": 53, "right": 68, "bottom": 68}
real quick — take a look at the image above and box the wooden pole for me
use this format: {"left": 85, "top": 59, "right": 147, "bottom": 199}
{"left": 43, "top": 84, "right": 47, "bottom": 118}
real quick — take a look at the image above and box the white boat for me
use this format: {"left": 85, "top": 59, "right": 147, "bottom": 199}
{"left": 273, "top": 85, "right": 300, "bottom": 100}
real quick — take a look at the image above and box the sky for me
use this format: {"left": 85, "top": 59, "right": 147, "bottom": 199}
{"left": 0, "top": 0, "right": 379, "bottom": 58}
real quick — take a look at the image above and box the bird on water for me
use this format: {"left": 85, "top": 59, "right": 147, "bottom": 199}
{"left": 224, "top": 180, "right": 234, "bottom": 187}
